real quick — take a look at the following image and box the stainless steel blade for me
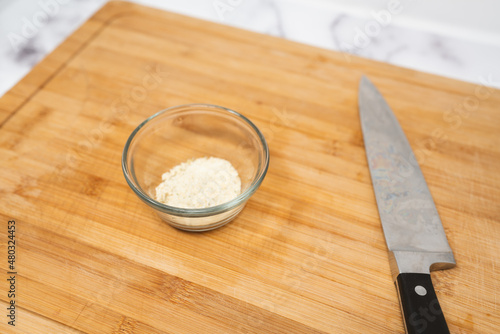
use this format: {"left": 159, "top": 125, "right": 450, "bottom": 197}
{"left": 358, "top": 76, "right": 455, "bottom": 278}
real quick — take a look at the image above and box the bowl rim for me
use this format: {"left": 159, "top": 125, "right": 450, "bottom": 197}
{"left": 122, "top": 103, "right": 270, "bottom": 217}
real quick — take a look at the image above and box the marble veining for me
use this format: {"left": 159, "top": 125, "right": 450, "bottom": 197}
{"left": 0, "top": 0, "right": 499, "bottom": 98}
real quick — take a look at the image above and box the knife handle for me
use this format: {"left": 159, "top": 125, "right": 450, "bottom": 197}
{"left": 396, "top": 273, "right": 450, "bottom": 334}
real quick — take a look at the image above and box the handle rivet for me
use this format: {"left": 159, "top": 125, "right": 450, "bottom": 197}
{"left": 415, "top": 285, "right": 427, "bottom": 296}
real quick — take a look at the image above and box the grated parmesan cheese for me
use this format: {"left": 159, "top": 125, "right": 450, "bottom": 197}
{"left": 155, "top": 157, "right": 241, "bottom": 209}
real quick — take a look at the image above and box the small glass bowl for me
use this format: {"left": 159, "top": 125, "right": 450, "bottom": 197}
{"left": 122, "top": 104, "right": 269, "bottom": 232}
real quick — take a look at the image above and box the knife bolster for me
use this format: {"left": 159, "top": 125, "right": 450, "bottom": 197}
{"left": 389, "top": 251, "right": 456, "bottom": 281}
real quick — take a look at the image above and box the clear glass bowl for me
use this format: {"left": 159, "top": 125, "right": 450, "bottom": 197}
{"left": 122, "top": 104, "right": 269, "bottom": 232}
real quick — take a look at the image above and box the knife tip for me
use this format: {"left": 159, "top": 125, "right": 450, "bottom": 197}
{"left": 359, "top": 76, "right": 378, "bottom": 95}
{"left": 360, "top": 75, "right": 371, "bottom": 87}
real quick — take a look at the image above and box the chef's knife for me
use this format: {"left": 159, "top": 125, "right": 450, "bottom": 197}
{"left": 358, "top": 76, "right": 456, "bottom": 334}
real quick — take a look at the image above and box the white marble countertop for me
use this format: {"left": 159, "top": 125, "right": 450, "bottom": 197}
{"left": 1, "top": 0, "right": 499, "bottom": 98}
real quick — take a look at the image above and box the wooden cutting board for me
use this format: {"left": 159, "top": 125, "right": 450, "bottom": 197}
{"left": 1, "top": 1, "right": 499, "bottom": 333}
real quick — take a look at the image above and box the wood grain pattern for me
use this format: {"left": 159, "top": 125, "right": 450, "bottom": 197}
{"left": 0, "top": 1, "right": 499, "bottom": 333}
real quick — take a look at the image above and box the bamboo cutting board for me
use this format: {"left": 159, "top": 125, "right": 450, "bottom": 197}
{"left": 1, "top": 1, "right": 499, "bottom": 333}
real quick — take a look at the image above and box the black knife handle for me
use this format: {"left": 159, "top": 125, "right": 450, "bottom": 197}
{"left": 396, "top": 273, "right": 450, "bottom": 334}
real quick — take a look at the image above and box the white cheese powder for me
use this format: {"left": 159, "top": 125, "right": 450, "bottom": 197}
{"left": 155, "top": 157, "right": 241, "bottom": 209}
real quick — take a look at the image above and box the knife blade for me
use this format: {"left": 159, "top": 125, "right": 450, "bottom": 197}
{"left": 358, "top": 76, "right": 456, "bottom": 334}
